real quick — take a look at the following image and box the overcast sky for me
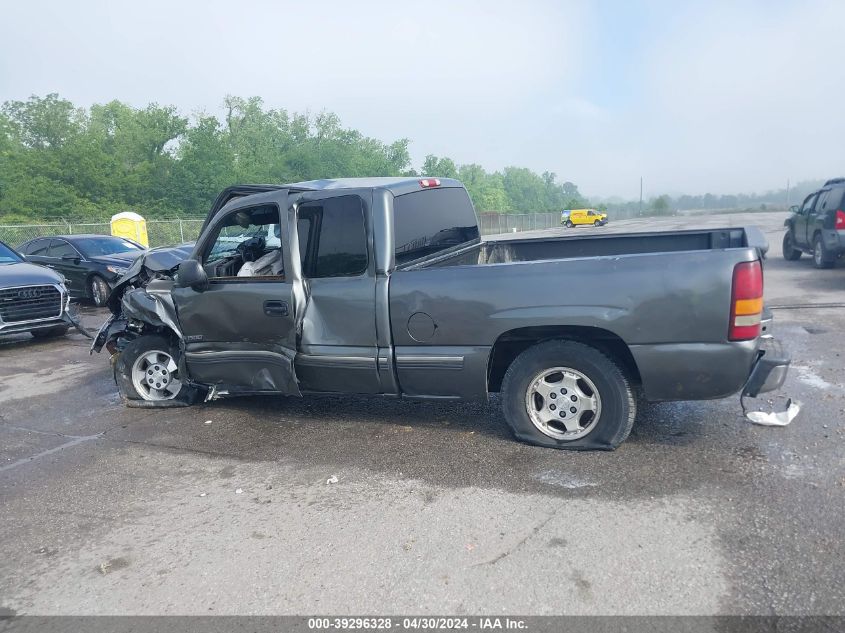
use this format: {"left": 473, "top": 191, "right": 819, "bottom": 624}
{"left": 1, "top": 0, "right": 842, "bottom": 199}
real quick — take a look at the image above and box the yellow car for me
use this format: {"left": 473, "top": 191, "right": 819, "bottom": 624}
{"left": 561, "top": 208, "right": 608, "bottom": 228}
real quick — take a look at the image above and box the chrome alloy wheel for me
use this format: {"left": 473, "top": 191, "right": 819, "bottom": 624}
{"left": 524, "top": 367, "right": 602, "bottom": 440}
{"left": 131, "top": 350, "right": 181, "bottom": 401}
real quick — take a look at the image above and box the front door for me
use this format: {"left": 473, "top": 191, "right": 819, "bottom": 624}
{"left": 796, "top": 193, "right": 818, "bottom": 247}
{"left": 171, "top": 190, "right": 300, "bottom": 395}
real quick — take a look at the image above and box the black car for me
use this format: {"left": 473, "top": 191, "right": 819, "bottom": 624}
{"left": 782, "top": 177, "right": 845, "bottom": 268}
{"left": 0, "top": 239, "right": 72, "bottom": 338}
{"left": 17, "top": 234, "right": 145, "bottom": 306}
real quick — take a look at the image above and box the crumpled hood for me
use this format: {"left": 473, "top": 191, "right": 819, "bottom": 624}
{"left": 0, "top": 261, "right": 64, "bottom": 287}
{"left": 106, "top": 243, "right": 194, "bottom": 313}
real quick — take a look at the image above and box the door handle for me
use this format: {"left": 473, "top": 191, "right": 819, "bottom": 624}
{"left": 263, "top": 300, "right": 288, "bottom": 317}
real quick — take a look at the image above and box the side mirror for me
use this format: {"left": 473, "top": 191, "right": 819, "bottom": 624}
{"left": 789, "top": 205, "right": 800, "bottom": 214}
{"left": 176, "top": 259, "right": 209, "bottom": 291}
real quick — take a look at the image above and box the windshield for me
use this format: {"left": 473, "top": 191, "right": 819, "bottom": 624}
{"left": 0, "top": 242, "right": 23, "bottom": 264}
{"left": 73, "top": 237, "right": 143, "bottom": 257}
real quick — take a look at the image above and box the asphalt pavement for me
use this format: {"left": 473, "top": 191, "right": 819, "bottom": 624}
{"left": 1, "top": 211, "right": 843, "bottom": 616}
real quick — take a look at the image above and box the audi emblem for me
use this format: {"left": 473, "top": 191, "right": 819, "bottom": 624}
{"left": 17, "top": 288, "right": 43, "bottom": 300}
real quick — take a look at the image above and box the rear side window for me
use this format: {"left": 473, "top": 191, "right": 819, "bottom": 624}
{"left": 393, "top": 188, "right": 480, "bottom": 266}
{"left": 298, "top": 195, "right": 368, "bottom": 278}
{"left": 48, "top": 240, "right": 78, "bottom": 258}
{"left": 827, "top": 188, "right": 845, "bottom": 211}
{"left": 24, "top": 238, "right": 50, "bottom": 256}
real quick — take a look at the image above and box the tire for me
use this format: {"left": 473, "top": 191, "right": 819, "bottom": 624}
{"left": 565, "top": 220, "right": 574, "bottom": 228}
{"left": 813, "top": 233, "right": 835, "bottom": 269}
{"left": 500, "top": 340, "right": 636, "bottom": 450}
{"left": 782, "top": 232, "right": 802, "bottom": 261}
{"left": 594, "top": 220, "right": 601, "bottom": 226}
{"left": 31, "top": 325, "right": 70, "bottom": 338}
{"left": 114, "top": 335, "right": 198, "bottom": 404}
{"left": 88, "top": 275, "right": 111, "bottom": 307}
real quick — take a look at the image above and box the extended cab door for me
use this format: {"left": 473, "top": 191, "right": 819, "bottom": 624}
{"left": 290, "top": 190, "right": 381, "bottom": 394}
{"left": 171, "top": 190, "right": 300, "bottom": 395}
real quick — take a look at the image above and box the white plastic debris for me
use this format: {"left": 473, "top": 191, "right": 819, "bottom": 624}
{"left": 199, "top": 493, "right": 207, "bottom": 497}
{"left": 235, "top": 488, "right": 243, "bottom": 494}
{"left": 204, "top": 420, "right": 212, "bottom": 425}
{"left": 746, "top": 399, "right": 802, "bottom": 426}
{"left": 326, "top": 475, "right": 339, "bottom": 485}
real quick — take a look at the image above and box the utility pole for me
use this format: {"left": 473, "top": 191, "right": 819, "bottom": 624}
{"left": 639, "top": 177, "right": 643, "bottom": 216}
{"left": 786, "top": 178, "right": 790, "bottom": 208}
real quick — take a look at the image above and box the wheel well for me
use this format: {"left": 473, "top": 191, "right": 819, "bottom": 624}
{"left": 487, "top": 326, "right": 641, "bottom": 392}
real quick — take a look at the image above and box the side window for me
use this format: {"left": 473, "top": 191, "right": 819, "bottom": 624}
{"left": 48, "top": 240, "right": 78, "bottom": 258}
{"left": 816, "top": 191, "right": 830, "bottom": 212}
{"left": 298, "top": 195, "right": 367, "bottom": 278}
{"left": 801, "top": 194, "right": 817, "bottom": 214}
{"left": 26, "top": 238, "right": 51, "bottom": 256}
{"left": 832, "top": 189, "right": 845, "bottom": 211}
{"left": 203, "top": 204, "right": 284, "bottom": 280}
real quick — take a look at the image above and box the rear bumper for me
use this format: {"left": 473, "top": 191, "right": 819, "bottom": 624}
{"left": 821, "top": 229, "right": 845, "bottom": 254}
{"left": 631, "top": 334, "right": 789, "bottom": 401}
{"left": 742, "top": 337, "right": 790, "bottom": 397}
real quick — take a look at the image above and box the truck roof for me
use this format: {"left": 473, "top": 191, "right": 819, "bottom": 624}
{"left": 286, "top": 177, "right": 464, "bottom": 196}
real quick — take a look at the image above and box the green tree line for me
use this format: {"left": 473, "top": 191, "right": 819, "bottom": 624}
{"left": 0, "top": 94, "right": 587, "bottom": 223}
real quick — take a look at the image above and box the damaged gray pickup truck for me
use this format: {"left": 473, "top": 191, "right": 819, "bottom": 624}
{"left": 92, "top": 177, "right": 790, "bottom": 450}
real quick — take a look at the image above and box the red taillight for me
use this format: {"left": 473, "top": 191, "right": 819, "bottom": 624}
{"left": 729, "top": 260, "right": 764, "bottom": 341}
{"left": 836, "top": 209, "right": 845, "bottom": 230}
{"left": 419, "top": 178, "right": 441, "bottom": 188}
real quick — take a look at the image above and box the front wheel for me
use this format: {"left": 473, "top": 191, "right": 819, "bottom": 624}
{"left": 813, "top": 234, "right": 835, "bottom": 269}
{"left": 114, "top": 335, "right": 198, "bottom": 404}
{"left": 500, "top": 340, "right": 636, "bottom": 450}
{"left": 594, "top": 220, "right": 601, "bottom": 226}
{"left": 782, "top": 232, "right": 802, "bottom": 261}
{"left": 88, "top": 275, "right": 111, "bottom": 307}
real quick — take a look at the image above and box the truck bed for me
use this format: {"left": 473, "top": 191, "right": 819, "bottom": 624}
{"left": 423, "top": 227, "right": 766, "bottom": 267}
{"left": 389, "top": 226, "right": 766, "bottom": 402}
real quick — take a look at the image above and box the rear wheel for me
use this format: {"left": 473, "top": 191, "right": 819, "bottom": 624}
{"left": 88, "top": 275, "right": 110, "bottom": 307}
{"left": 115, "top": 335, "right": 198, "bottom": 404}
{"left": 565, "top": 220, "right": 574, "bottom": 228}
{"left": 782, "top": 232, "right": 802, "bottom": 261}
{"left": 500, "top": 340, "right": 636, "bottom": 450}
{"left": 813, "top": 234, "right": 835, "bottom": 269}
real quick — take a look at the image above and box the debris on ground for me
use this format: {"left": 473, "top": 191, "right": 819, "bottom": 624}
{"left": 746, "top": 399, "right": 802, "bottom": 426}
{"left": 199, "top": 493, "right": 207, "bottom": 497}
{"left": 326, "top": 475, "right": 339, "bottom": 485}
{"left": 235, "top": 488, "right": 243, "bottom": 494}
{"left": 204, "top": 420, "right": 212, "bottom": 425}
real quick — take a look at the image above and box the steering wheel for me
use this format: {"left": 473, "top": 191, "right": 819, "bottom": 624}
{"left": 236, "top": 236, "right": 266, "bottom": 262}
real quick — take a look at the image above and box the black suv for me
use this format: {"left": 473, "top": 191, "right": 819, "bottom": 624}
{"left": 782, "top": 178, "right": 845, "bottom": 268}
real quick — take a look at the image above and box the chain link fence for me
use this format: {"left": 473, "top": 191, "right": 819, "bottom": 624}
{"left": 478, "top": 212, "right": 561, "bottom": 235}
{"left": 0, "top": 219, "right": 206, "bottom": 248}
{"left": 1, "top": 213, "right": 565, "bottom": 248}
